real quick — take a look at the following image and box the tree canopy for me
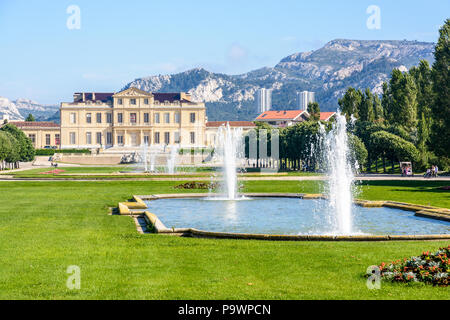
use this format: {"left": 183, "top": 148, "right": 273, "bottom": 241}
{"left": 307, "top": 102, "right": 320, "bottom": 121}
{"left": 430, "top": 19, "right": 450, "bottom": 158}
{"left": 25, "top": 114, "right": 36, "bottom": 122}
{"left": 0, "top": 123, "right": 35, "bottom": 162}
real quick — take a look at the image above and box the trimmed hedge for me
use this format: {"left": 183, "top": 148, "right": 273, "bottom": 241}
{"left": 178, "top": 148, "right": 214, "bottom": 155}
{"left": 35, "top": 149, "right": 91, "bottom": 156}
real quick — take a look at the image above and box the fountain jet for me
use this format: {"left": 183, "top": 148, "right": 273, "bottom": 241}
{"left": 216, "top": 123, "right": 244, "bottom": 200}
{"left": 321, "top": 112, "right": 355, "bottom": 235}
{"left": 167, "top": 145, "right": 179, "bottom": 174}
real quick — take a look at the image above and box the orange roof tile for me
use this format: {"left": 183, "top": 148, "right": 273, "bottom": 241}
{"left": 206, "top": 121, "right": 256, "bottom": 128}
{"left": 319, "top": 112, "right": 336, "bottom": 121}
{"left": 255, "top": 110, "right": 306, "bottom": 121}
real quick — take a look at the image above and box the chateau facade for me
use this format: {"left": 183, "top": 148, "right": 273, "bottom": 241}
{"left": 60, "top": 88, "right": 206, "bottom": 149}
{"left": 6, "top": 121, "right": 60, "bottom": 149}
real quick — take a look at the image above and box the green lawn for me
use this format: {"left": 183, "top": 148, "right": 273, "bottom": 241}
{"left": 1, "top": 166, "right": 321, "bottom": 179}
{"left": 0, "top": 180, "right": 448, "bottom": 299}
{"left": 0, "top": 166, "right": 133, "bottom": 175}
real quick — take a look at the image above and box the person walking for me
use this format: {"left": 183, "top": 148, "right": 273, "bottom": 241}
{"left": 435, "top": 165, "right": 439, "bottom": 177}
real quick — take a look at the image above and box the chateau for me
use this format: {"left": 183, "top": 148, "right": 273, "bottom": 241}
{"left": 59, "top": 88, "right": 206, "bottom": 149}
{"left": 1, "top": 88, "right": 337, "bottom": 153}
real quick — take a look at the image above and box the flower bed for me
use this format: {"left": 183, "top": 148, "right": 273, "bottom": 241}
{"left": 39, "top": 169, "right": 66, "bottom": 175}
{"left": 378, "top": 245, "right": 449, "bottom": 286}
{"left": 174, "top": 182, "right": 218, "bottom": 190}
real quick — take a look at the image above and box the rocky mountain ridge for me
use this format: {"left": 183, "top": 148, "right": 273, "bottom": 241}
{"left": 124, "top": 39, "right": 435, "bottom": 120}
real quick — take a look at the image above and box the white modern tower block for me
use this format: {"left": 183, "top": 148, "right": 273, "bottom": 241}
{"left": 297, "top": 91, "right": 315, "bottom": 111}
{"left": 256, "top": 88, "right": 272, "bottom": 113}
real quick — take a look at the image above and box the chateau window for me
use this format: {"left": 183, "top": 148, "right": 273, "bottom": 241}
{"left": 55, "top": 134, "right": 60, "bottom": 146}
{"left": 154, "top": 132, "right": 160, "bottom": 144}
{"left": 174, "top": 112, "right": 180, "bottom": 123}
{"left": 190, "top": 132, "right": 195, "bottom": 144}
{"left": 28, "top": 134, "right": 36, "bottom": 144}
{"left": 154, "top": 113, "right": 160, "bottom": 124}
{"left": 118, "top": 98, "right": 123, "bottom": 105}
{"left": 144, "top": 113, "right": 149, "bottom": 123}
{"left": 144, "top": 98, "right": 149, "bottom": 105}
{"left": 106, "top": 132, "right": 112, "bottom": 145}
{"left": 143, "top": 135, "right": 149, "bottom": 145}
{"left": 106, "top": 113, "right": 112, "bottom": 124}
{"left": 190, "top": 113, "right": 196, "bottom": 123}
{"left": 70, "top": 132, "right": 76, "bottom": 145}
{"left": 45, "top": 134, "right": 51, "bottom": 146}
{"left": 86, "top": 132, "right": 92, "bottom": 145}
{"left": 164, "top": 113, "right": 170, "bottom": 124}
{"left": 118, "top": 113, "right": 123, "bottom": 123}
{"left": 164, "top": 132, "right": 170, "bottom": 145}
{"left": 96, "top": 113, "right": 102, "bottom": 123}
{"left": 174, "top": 132, "right": 180, "bottom": 144}
{"left": 70, "top": 113, "right": 76, "bottom": 124}
{"left": 130, "top": 99, "right": 136, "bottom": 105}
{"left": 96, "top": 132, "right": 102, "bottom": 144}
{"left": 130, "top": 113, "right": 137, "bottom": 124}
{"left": 86, "top": 113, "right": 92, "bottom": 124}
{"left": 117, "top": 135, "right": 124, "bottom": 145}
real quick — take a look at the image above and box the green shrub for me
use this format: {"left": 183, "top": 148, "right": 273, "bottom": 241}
{"left": 35, "top": 149, "right": 91, "bottom": 156}
{"left": 178, "top": 148, "right": 213, "bottom": 155}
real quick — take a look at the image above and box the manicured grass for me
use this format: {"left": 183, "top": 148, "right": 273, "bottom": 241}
{"left": 2, "top": 166, "right": 322, "bottom": 179}
{"left": 0, "top": 180, "right": 448, "bottom": 299}
{"left": 0, "top": 166, "right": 132, "bottom": 175}
{"left": 356, "top": 180, "right": 450, "bottom": 208}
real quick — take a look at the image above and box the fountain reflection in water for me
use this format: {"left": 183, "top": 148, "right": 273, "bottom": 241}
{"left": 215, "top": 123, "right": 244, "bottom": 200}
{"left": 320, "top": 112, "right": 357, "bottom": 235}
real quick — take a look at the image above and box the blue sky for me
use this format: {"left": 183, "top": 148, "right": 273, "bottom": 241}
{"left": 0, "top": 0, "right": 448, "bottom": 104}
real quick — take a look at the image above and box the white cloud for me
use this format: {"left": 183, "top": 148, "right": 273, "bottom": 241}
{"left": 227, "top": 43, "right": 248, "bottom": 63}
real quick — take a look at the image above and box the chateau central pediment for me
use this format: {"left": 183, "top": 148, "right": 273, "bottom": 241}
{"left": 113, "top": 87, "right": 153, "bottom": 97}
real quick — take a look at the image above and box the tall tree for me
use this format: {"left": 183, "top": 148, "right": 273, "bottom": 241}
{"left": 383, "top": 69, "right": 418, "bottom": 130}
{"left": 359, "top": 88, "right": 375, "bottom": 122}
{"left": 410, "top": 60, "right": 433, "bottom": 118}
{"left": 338, "top": 87, "right": 363, "bottom": 120}
{"left": 430, "top": 19, "right": 450, "bottom": 158}
{"left": 416, "top": 112, "right": 430, "bottom": 170}
{"left": 307, "top": 102, "right": 320, "bottom": 121}
{"left": 381, "top": 81, "right": 391, "bottom": 122}
{"left": 25, "top": 113, "right": 35, "bottom": 122}
{"left": 372, "top": 94, "right": 383, "bottom": 122}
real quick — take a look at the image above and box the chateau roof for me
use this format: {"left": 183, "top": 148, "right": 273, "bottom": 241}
{"left": 74, "top": 88, "right": 195, "bottom": 104}
{"left": 153, "top": 93, "right": 182, "bottom": 103}
{"left": 74, "top": 93, "right": 114, "bottom": 103}
{"left": 206, "top": 121, "right": 256, "bottom": 128}
{"left": 9, "top": 121, "right": 60, "bottom": 129}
